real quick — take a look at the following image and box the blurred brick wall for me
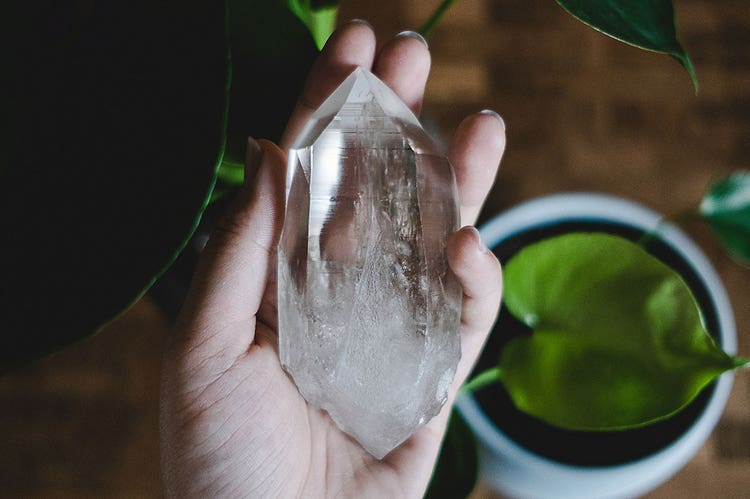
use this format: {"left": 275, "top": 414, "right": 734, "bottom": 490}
{"left": 0, "top": 301, "right": 167, "bottom": 498}
{"left": 1, "top": 1, "right": 748, "bottom": 497}
{"left": 344, "top": 0, "right": 750, "bottom": 407}
{"left": 346, "top": 0, "right": 749, "bottom": 215}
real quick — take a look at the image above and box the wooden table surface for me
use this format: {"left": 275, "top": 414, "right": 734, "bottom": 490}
{"left": 2, "top": 1, "right": 748, "bottom": 497}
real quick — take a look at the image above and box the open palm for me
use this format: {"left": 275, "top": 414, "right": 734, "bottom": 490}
{"left": 160, "top": 22, "right": 506, "bottom": 499}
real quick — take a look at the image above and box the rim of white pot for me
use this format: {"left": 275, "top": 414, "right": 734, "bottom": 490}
{"left": 456, "top": 192, "right": 736, "bottom": 499}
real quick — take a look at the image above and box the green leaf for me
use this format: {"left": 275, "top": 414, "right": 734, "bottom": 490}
{"left": 1, "top": 2, "right": 229, "bottom": 370}
{"left": 500, "top": 233, "right": 738, "bottom": 430}
{"left": 225, "top": 0, "right": 319, "bottom": 163}
{"left": 425, "top": 410, "right": 478, "bottom": 499}
{"left": 555, "top": 0, "right": 699, "bottom": 92}
{"left": 700, "top": 171, "right": 750, "bottom": 266}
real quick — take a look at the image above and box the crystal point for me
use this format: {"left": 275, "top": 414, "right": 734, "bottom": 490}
{"left": 278, "top": 68, "right": 461, "bottom": 459}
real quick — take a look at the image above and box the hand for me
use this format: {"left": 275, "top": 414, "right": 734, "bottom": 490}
{"left": 159, "top": 21, "right": 506, "bottom": 499}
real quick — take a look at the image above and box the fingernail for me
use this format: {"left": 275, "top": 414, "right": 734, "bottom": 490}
{"left": 349, "top": 19, "right": 374, "bottom": 30}
{"left": 467, "top": 226, "right": 488, "bottom": 253}
{"left": 396, "top": 30, "right": 429, "bottom": 49}
{"left": 479, "top": 109, "right": 505, "bottom": 131}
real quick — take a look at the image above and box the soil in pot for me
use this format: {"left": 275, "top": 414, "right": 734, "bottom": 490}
{"left": 472, "top": 220, "right": 720, "bottom": 466}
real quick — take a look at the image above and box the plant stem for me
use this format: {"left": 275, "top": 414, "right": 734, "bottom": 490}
{"left": 308, "top": 6, "right": 338, "bottom": 50}
{"left": 287, "top": 0, "right": 338, "bottom": 50}
{"left": 419, "top": 0, "right": 459, "bottom": 38}
{"left": 461, "top": 366, "right": 502, "bottom": 395}
{"left": 216, "top": 159, "right": 245, "bottom": 185}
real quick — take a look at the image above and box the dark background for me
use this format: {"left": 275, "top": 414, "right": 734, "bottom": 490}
{"left": 1, "top": 0, "right": 748, "bottom": 496}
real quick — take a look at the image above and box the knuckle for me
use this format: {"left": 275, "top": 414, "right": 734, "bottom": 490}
{"left": 208, "top": 211, "right": 246, "bottom": 245}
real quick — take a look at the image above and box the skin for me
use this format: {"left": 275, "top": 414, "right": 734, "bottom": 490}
{"left": 159, "top": 21, "right": 506, "bottom": 499}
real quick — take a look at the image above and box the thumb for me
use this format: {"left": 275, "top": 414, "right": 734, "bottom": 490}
{"left": 176, "top": 138, "right": 287, "bottom": 344}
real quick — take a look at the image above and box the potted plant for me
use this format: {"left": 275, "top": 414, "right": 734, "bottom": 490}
{"left": 444, "top": 176, "right": 749, "bottom": 498}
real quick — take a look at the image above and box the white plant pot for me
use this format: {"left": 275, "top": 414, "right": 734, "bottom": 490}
{"left": 456, "top": 193, "right": 737, "bottom": 499}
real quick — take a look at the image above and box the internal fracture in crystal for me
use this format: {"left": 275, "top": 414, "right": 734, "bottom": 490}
{"left": 278, "top": 67, "right": 461, "bottom": 459}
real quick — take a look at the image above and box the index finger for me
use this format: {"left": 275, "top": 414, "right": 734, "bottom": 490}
{"left": 280, "top": 21, "right": 376, "bottom": 150}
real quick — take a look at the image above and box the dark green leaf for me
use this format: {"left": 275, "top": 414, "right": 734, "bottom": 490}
{"left": 555, "top": 0, "right": 698, "bottom": 91}
{"left": 700, "top": 171, "right": 750, "bottom": 265}
{"left": 224, "top": 0, "right": 319, "bottom": 163}
{"left": 425, "top": 410, "right": 478, "bottom": 499}
{"left": 501, "top": 233, "right": 738, "bottom": 430}
{"left": 1, "top": 2, "right": 229, "bottom": 370}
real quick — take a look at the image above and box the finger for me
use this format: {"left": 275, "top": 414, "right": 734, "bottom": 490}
{"left": 385, "top": 226, "right": 502, "bottom": 489}
{"left": 447, "top": 226, "right": 503, "bottom": 389}
{"left": 176, "top": 139, "right": 287, "bottom": 346}
{"left": 450, "top": 110, "right": 506, "bottom": 226}
{"left": 373, "top": 31, "right": 431, "bottom": 116}
{"left": 281, "top": 21, "right": 377, "bottom": 149}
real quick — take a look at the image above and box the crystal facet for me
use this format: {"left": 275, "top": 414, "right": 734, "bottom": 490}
{"left": 278, "top": 68, "right": 461, "bottom": 459}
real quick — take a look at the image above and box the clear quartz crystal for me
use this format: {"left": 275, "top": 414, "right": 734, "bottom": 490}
{"left": 278, "top": 67, "right": 461, "bottom": 459}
